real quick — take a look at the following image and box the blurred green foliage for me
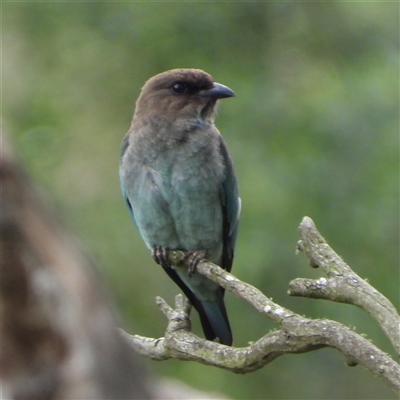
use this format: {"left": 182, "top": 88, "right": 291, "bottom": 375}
{"left": 4, "top": 2, "right": 398, "bottom": 398}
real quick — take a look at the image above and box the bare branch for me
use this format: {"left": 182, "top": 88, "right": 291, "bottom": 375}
{"left": 122, "top": 247, "right": 400, "bottom": 393}
{"left": 290, "top": 216, "right": 400, "bottom": 354}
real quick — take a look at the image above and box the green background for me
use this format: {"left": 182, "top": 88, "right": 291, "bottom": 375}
{"left": 4, "top": 2, "right": 398, "bottom": 398}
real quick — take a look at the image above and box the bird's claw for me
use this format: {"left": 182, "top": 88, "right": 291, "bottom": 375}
{"left": 152, "top": 246, "right": 206, "bottom": 276}
{"left": 181, "top": 249, "right": 207, "bottom": 276}
{"left": 151, "top": 245, "right": 170, "bottom": 268}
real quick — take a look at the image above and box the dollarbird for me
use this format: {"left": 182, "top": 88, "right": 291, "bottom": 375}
{"left": 119, "top": 68, "right": 240, "bottom": 345}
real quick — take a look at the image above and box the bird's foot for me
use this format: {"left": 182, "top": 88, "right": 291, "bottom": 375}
{"left": 181, "top": 249, "right": 207, "bottom": 277}
{"left": 151, "top": 245, "right": 170, "bottom": 268}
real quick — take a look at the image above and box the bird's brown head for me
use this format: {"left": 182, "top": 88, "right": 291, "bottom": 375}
{"left": 133, "top": 68, "right": 234, "bottom": 125}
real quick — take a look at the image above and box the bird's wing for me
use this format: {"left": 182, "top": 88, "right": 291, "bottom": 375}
{"left": 120, "top": 134, "right": 139, "bottom": 228}
{"left": 218, "top": 135, "right": 241, "bottom": 273}
{"left": 119, "top": 133, "right": 174, "bottom": 246}
{"left": 121, "top": 184, "right": 138, "bottom": 229}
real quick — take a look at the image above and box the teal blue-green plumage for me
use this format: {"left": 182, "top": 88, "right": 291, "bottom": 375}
{"left": 119, "top": 69, "right": 240, "bottom": 345}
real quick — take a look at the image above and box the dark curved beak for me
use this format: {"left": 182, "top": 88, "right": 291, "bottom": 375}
{"left": 198, "top": 82, "right": 235, "bottom": 99}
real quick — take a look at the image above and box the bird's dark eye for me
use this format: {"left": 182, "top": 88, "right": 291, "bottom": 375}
{"left": 171, "top": 82, "right": 187, "bottom": 94}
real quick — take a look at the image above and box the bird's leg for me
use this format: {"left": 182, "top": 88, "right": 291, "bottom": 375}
{"left": 151, "top": 245, "right": 170, "bottom": 268}
{"left": 181, "top": 249, "right": 207, "bottom": 277}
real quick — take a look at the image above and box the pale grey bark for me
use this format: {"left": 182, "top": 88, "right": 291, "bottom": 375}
{"left": 121, "top": 218, "right": 400, "bottom": 394}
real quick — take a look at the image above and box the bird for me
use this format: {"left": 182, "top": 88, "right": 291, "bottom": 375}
{"left": 119, "top": 68, "right": 240, "bottom": 345}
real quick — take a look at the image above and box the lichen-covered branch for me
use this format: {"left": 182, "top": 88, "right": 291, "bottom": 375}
{"left": 123, "top": 292, "right": 399, "bottom": 392}
{"left": 122, "top": 228, "right": 400, "bottom": 393}
{"left": 290, "top": 216, "right": 400, "bottom": 355}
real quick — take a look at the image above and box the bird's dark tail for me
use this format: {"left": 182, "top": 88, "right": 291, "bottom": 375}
{"left": 196, "top": 290, "right": 232, "bottom": 346}
{"left": 161, "top": 266, "right": 232, "bottom": 345}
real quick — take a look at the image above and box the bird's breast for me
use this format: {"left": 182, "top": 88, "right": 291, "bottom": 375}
{"left": 127, "top": 122, "right": 226, "bottom": 261}
{"left": 158, "top": 133, "right": 225, "bottom": 257}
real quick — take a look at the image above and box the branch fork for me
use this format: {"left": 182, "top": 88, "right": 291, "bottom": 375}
{"left": 121, "top": 216, "right": 400, "bottom": 393}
